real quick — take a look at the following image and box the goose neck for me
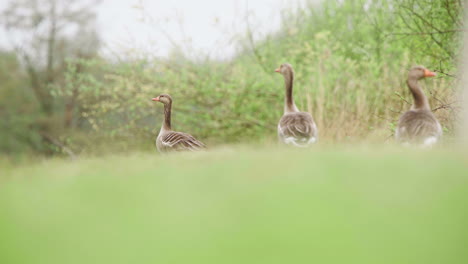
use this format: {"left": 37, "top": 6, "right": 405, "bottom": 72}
{"left": 284, "top": 71, "right": 298, "bottom": 113}
{"left": 161, "top": 102, "right": 172, "bottom": 131}
{"left": 407, "top": 78, "right": 430, "bottom": 111}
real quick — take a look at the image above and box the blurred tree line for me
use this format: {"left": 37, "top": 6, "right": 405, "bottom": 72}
{"left": 1, "top": 0, "right": 100, "bottom": 156}
{"left": 0, "top": 0, "right": 464, "bottom": 157}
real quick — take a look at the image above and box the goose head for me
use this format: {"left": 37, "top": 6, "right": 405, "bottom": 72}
{"left": 409, "top": 66, "right": 436, "bottom": 80}
{"left": 275, "top": 63, "right": 294, "bottom": 75}
{"left": 152, "top": 94, "right": 172, "bottom": 105}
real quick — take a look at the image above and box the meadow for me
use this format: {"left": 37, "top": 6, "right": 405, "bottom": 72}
{"left": 1, "top": 146, "right": 467, "bottom": 264}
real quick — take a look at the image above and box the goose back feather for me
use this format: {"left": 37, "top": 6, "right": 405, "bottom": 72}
{"left": 157, "top": 131, "right": 206, "bottom": 152}
{"left": 395, "top": 110, "right": 442, "bottom": 146}
{"left": 278, "top": 112, "right": 318, "bottom": 147}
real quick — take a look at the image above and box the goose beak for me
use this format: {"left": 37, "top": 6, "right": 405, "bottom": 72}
{"left": 152, "top": 97, "right": 160, "bottom": 101}
{"left": 424, "top": 69, "right": 436, "bottom": 77}
{"left": 275, "top": 68, "right": 280, "bottom": 73}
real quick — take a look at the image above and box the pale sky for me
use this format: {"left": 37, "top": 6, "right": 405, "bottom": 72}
{"left": 97, "top": 0, "right": 313, "bottom": 59}
{"left": 1, "top": 0, "right": 317, "bottom": 60}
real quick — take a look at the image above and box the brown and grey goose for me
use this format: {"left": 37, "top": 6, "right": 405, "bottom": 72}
{"left": 152, "top": 94, "right": 206, "bottom": 152}
{"left": 275, "top": 63, "right": 318, "bottom": 147}
{"left": 395, "top": 66, "right": 441, "bottom": 147}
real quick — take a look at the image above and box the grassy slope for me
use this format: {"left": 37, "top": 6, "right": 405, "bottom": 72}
{"left": 1, "top": 146, "right": 467, "bottom": 264}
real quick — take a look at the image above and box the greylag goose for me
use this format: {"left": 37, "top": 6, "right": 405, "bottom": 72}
{"left": 395, "top": 66, "right": 441, "bottom": 147}
{"left": 152, "top": 94, "right": 206, "bottom": 152}
{"left": 275, "top": 63, "right": 318, "bottom": 147}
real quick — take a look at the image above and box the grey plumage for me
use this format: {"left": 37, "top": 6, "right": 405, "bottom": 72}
{"left": 395, "top": 110, "right": 442, "bottom": 145}
{"left": 395, "top": 66, "right": 441, "bottom": 146}
{"left": 156, "top": 131, "right": 206, "bottom": 152}
{"left": 278, "top": 112, "right": 318, "bottom": 147}
{"left": 275, "top": 63, "right": 318, "bottom": 147}
{"left": 152, "top": 94, "right": 206, "bottom": 153}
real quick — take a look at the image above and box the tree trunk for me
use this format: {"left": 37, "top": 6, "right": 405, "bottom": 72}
{"left": 459, "top": 1, "right": 468, "bottom": 148}
{"left": 64, "top": 60, "right": 83, "bottom": 129}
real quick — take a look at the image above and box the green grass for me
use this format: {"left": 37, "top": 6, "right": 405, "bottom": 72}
{"left": 1, "top": 146, "right": 467, "bottom": 264}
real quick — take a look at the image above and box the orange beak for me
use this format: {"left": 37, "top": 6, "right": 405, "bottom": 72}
{"left": 275, "top": 68, "right": 280, "bottom": 73}
{"left": 152, "top": 96, "right": 160, "bottom": 101}
{"left": 424, "top": 69, "right": 436, "bottom": 77}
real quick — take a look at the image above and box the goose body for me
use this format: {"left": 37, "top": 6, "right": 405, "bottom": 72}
{"left": 275, "top": 63, "right": 318, "bottom": 147}
{"left": 395, "top": 66, "right": 441, "bottom": 147}
{"left": 156, "top": 130, "right": 205, "bottom": 152}
{"left": 278, "top": 112, "right": 318, "bottom": 146}
{"left": 152, "top": 94, "right": 206, "bottom": 153}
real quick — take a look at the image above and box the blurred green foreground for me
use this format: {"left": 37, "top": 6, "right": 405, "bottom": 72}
{"left": 0, "top": 147, "right": 467, "bottom": 264}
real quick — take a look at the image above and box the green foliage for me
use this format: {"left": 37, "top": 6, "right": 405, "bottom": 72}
{"left": 1, "top": 147, "right": 467, "bottom": 263}
{"left": 59, "top": 0, "right": 461, "bottom": 154}
{"left": 0, "top": 52, "right": 43, "bottom": 154}
{"left": 391, "top": 0, "right": 463, "bottom": 73}
{"left": 62, "top": 58, "right": 280, "bottom": 153}
{"left": 1, "top": 0, "right": 464, "bottom": 155}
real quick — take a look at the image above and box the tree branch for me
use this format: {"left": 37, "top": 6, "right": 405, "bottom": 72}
{"left": 386, "top": 29, "right": 465, "bottom": 36}
{"left": 41, "top": 132, "right": 77, "bottom": 160}
{"left": 394, "top": 91, "right": 411, "bottom": 105}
